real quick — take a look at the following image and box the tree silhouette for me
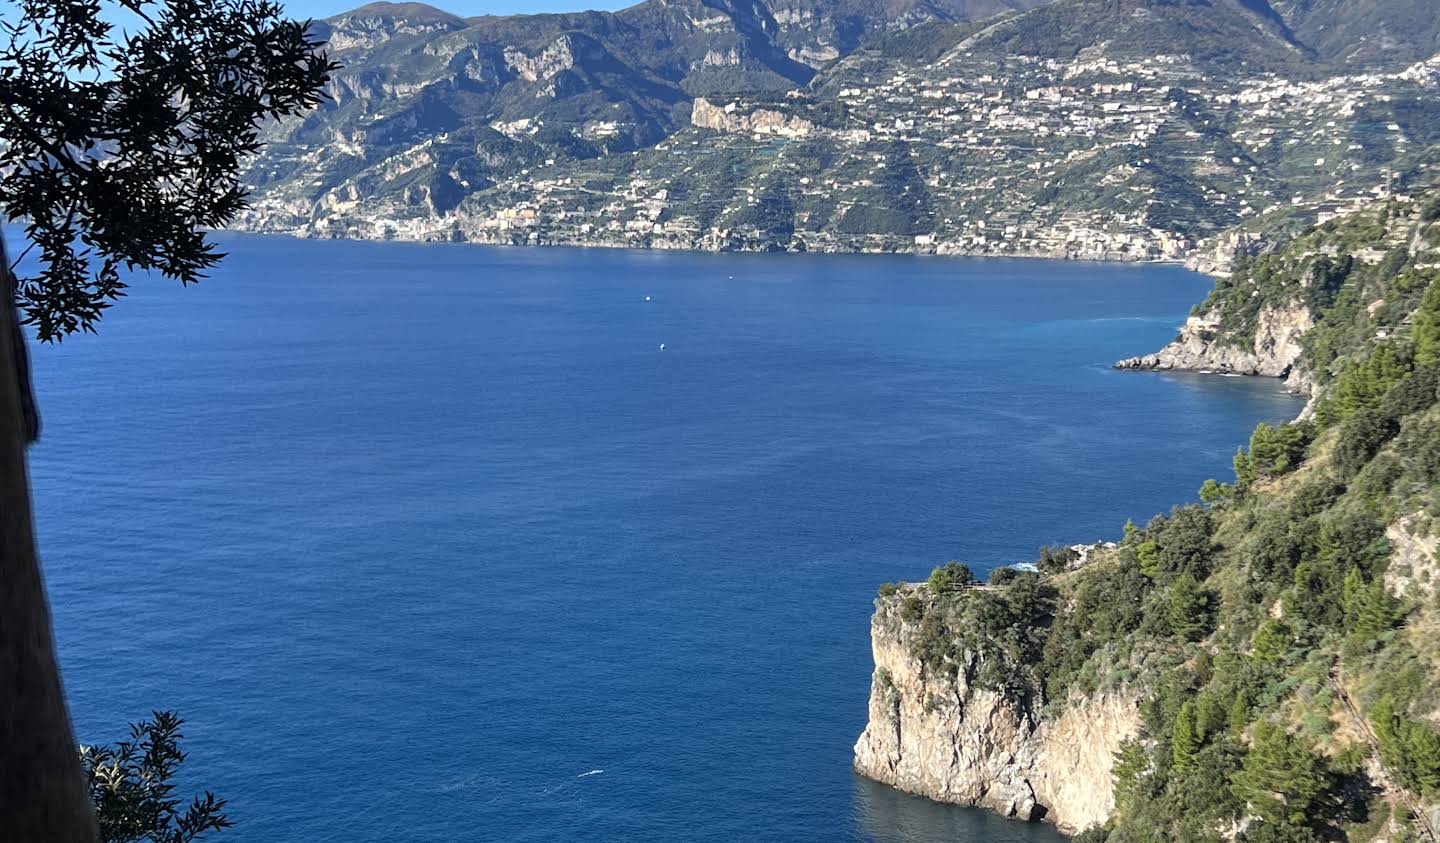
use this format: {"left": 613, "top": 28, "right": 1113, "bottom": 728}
{"left": 82, "top": 712, "right": 230, "bottom": 843}
{"left": 1, "top": 2, "right": 333, "bottom": 839}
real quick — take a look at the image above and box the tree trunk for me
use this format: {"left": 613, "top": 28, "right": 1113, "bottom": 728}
{"left": 0, "top": 243, "right": 97, "bottom": 841}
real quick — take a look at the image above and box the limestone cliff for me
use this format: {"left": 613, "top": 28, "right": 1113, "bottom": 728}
{"left": 1113, "top": 301, "right": 1315, "bottom": 391}
{"left": 853, "top": 588, "right": 1140, "bottom": 835}
{"left": 690, "top": 97, "right": 815, "bottom": 138}
{"left": 503, "top": 37, "right": 578, "bottom": 83}
{"left": 854, "top": 190, "right": 1440, "bottom": 842}
{"left": 1385, "top": 516, "right": 1440, "bottom": 603}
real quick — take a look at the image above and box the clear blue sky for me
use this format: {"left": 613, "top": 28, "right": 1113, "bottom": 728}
{"left": 0, "top": 0, "right": 635, "bottom": 41}
{"left": 284, "top": 0, "right": 632, "bottom": 16}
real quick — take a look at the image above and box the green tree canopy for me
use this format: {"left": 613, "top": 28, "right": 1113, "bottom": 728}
{"left": 1320, "top": 343, "right": 1412, "bottom": 426}
{"left": 1172, "top": 701, "right": 1201, "bottom": 772}
{"left": 1351, "top": 577, "right": 1398, "bottom": 639}
{"left": 1167, "top": 573, "right": 1210, "bottom": 642}
{"left": 1413, "top": 276, "right": 1440, "bottom": 366}
{"left": 927, "top": 561, "right": 974, "bottom": 594}
{"left": 1371, "top": 697, "right": 1440, "bottom": 796}
{"left": 1234, "top": 423, "right": 1313, "bottom": 488}
{"left": 1231, "top": 721, "right": 1329, "bottom": 828}
{"left": 1111, "top": 739, "right": 1150, "bottom": 815}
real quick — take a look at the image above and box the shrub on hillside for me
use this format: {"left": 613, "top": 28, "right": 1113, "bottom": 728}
{"left": 1037, "top": 545, "right": 1080, "bottom": 575}
{"left": 989, "top": 566, "right": 1038, "bottom": 586}
{"left": 1235, "top": 423, "right": 1314, "bottom": 488}
{"left": 927, "top": 561, "right": 974, "bottom": 594}
{"left": 1334, "top": 407, "right": 1400, "bottom": 477}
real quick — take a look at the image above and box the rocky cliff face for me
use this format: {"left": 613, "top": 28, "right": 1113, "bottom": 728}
{"left": 1385, "top": 516, "right": 1440, "bottom": 602}
{"left": 1183, "top": 230, "right": 1270, "bottom": 277}
{"left": 853, "top": 590, "right": 1140, "bottom": 835}
{"left": 852, "top": 193, "right": 1440, "bottom": 841}
{"left": 1114, "top": 302, "right": 1316, "bottom": 391}
{"left": 690, "top": 97, "right": 814, "bottom": 137}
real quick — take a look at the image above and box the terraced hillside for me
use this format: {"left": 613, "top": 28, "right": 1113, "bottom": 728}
{"left": 237, "top": 0, "right": 1440, "bottom": 264}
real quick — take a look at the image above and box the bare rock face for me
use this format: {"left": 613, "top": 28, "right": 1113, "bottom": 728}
{"left": 504, "top": 37, "right": 578, "bottom": 83}
{"left": 1183, "top": 230, "right": 1268, "bottom": 276}
{"left": 690, "top": 97, "right": 815, "bottom": 138}
{"left": 1384, "top": 517, "right": 1439, "bottom": 601}
{"left": 853, "top": 594, "right": 1141, "bottom": 835}
{"left": 1114, "top": 302, "right": 1315, "bottom": 388}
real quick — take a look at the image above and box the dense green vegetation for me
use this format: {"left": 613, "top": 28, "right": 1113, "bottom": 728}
{"left": 903, "top": 571, "right": 1055, "bottom": 701}
{"left": 893, "top": 191, "right": 1440, "bottom": 841}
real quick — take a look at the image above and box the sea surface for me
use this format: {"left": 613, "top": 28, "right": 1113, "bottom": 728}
{"left": 22, "top": 237, "right": 1303, "bottom": 841}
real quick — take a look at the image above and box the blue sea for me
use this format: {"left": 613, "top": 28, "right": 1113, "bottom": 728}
{"left": 23, "top": 237, "right": 1302, "bottom": 841}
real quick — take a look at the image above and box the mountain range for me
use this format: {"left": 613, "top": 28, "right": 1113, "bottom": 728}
{"left": 237, "top": 0, "right": 1440, "bottom": 262}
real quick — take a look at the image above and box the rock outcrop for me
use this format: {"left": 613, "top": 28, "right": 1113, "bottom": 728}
{"left": 1385, "top": 516, "right": 1440, "bottom": 602}
{"left": 1114, "top": 302, "right": 1315, "bottom": 391}
{"left": 503, "top": 37, "right": 578, "bottom": 83}
{"left": 690, "top": 98, "right": 815, "bottom": 138}
{"left": 1183, "top": 230, "right": 1269, "bottom": 276}
{"left": 853, "top": 590, "right": 1141, "bottom": 835}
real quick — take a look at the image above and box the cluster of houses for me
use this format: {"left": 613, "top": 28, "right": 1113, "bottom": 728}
{"left": 240, "top": 46, "right": 1440, "bottom": 264}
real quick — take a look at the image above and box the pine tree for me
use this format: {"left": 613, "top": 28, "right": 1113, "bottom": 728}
{"left": 1167, "top": 573, "right": 1210, "bottom": 641}
{"left": 1405, "top": 722, "right": 1440, "bottom": 795}
{"left": 1172, "top": 701, "right": 1201, "bottom": 772}
{"left": 1231, "top": 722, "right": 1328, "bottom": 826}
{"left": 1372, "top": 697, "right": 1440, "bottom": 796}
{"left": 1372, "top": 696, "right": 1405, "bottom": 770}
{"left": 1247, "top": 423, "right": 1312, "bottom": 478}
{"left": 1136, "top": 540, "right": 1161, "bottom": 578}
{"left": 1234, "top": 447, "right": 1257, "bottom": 489}
{"left": 1199, "top": 478, "right": 1234, "bottom": 505}
{"left": 1320, "top": 343, "right": 1412, "bottom": 425}
{"left": 1112, "top": 739, "right": 1150, "bottom": 814}
{"left": 1195, "top": 692, "right": 1227, "bottom": 742}
{"left": 927, "top": 561, "right": 974, "bottom": 594}
{"left": 1353, "top": 578, "right": 1397, "bottom": 639}
{"left": 1414, "top": 276, "right": 1440, "bottom": 367}
{"left": 1250, "top": 619, "right": 1292, "bottom": 664}
{"left": 1341, "top": 566, "right": 1366, "bottom": 625}
{"left": 1229, "top": 692, "right": 1251, "bottom": 738}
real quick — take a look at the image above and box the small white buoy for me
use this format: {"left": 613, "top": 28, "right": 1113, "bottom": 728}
{"left": 659, "top": 343, "right": 666, "bottom": 351}
{"left": 644, "top": 295, "right": 652, "bottom": 302}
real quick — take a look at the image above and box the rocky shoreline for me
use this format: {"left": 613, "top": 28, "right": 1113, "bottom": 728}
{"left": 852, "top": 586, "right": 1141, "bottom": 836}
{"left": 851, "top": 271, "right": 1322, "bottom": 839}
{"left": 1112, "top": 301, "right": 1317, "bottom": 396}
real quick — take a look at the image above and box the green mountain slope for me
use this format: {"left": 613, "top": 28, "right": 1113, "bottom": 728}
{"left": 864, "top": 188, "right": 1440, "bottom": 840}
{"left": 259, "top": 0, "right": 1048, "bottom": 171}
{"left": 1271, "top": 0, "right": 1440, "bottom": 67}
{"left": 238, "top": 0, "right": 1440, "bottom": 262}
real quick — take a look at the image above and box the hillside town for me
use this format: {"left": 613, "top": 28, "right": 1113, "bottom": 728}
{"left": 237, "top": 20, "right": 1440, "bottom": 269}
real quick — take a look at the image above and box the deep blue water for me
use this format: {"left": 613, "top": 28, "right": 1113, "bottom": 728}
{"left": 22, "top": 237, "right": 1302, "bottom": 841}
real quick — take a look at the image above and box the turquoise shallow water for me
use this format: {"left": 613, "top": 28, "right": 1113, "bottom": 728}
{"left": 22, "top": 237, "right": 1301, "bottom": 841}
